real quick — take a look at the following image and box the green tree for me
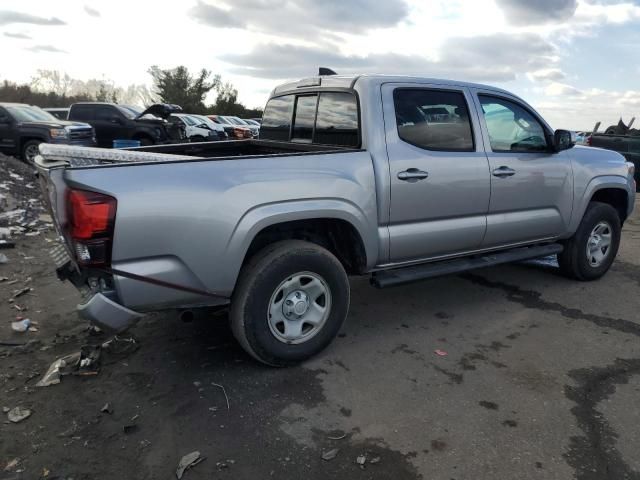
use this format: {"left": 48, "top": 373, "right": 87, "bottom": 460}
{"left": 148, "top": 65, "right": 219, "bottom": 113}
{"left": 210, "top": 82, "right": 263, "bottom": 118}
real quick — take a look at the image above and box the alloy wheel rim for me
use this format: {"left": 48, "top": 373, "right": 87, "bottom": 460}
{"left": 586, "top": 221, "right": 612, "bottom": 267}
{"left": 267, "top": 272, "right": 331, "bottom": 345}
{"left": 25, "top": 144, "right": 39, "bottom": 163}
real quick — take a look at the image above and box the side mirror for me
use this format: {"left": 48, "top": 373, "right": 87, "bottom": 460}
{"left": 554, "top": 129, "right": 575, "bottom": 152}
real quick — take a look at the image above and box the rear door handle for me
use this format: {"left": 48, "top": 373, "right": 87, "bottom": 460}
{"left": 492, "top": 166, "right": 516, "bottom": 178}
{"left": 398, "top": 168, "right": 429, "bottom": 181}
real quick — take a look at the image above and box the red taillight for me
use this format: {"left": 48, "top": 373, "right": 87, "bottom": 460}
{"left": 66, "top": 189, "right": 116, "bottom": 266}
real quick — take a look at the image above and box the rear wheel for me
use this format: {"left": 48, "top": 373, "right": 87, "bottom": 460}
{"left": 558, "top": 202, "right": 621, "bottom": 280}
{"left": 21, "top": 140, "right": 42, "bottom": 164}
{"left": 230, "top": 240, "right": 350, "bottom": 366}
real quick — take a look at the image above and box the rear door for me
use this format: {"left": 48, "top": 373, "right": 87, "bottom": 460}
{"left": 94, "top": 106, "right": 127, "bottom": 147}
{"left": 471, "top": 90, "right": 573, "bottom": 247}
{"left": 382, "top": 83, "right": 491, "bottom": 263}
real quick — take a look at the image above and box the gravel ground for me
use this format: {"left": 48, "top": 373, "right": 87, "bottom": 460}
{"left": 1, "top": 157, "right": 639, "bottom": 480}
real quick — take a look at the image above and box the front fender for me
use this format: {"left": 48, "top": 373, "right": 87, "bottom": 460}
{"left": 567, "top": 175, "right": 633, "bottom": 234}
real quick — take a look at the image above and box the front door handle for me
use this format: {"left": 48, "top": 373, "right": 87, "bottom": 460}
{"left": 398, "top": 168, "right": 429, "bottom": 181}
{"left": 492, "top": 166, "right": 516, "bottom": 178}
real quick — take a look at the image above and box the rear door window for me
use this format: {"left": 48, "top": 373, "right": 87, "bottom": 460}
{"left": 394, "top": 89, "right": 474, "bottom": 151}
{"left": 71, "top": 105, "right": 94, "bottom": 121}
{"left": 95, "top": 106, "right": 118, "bottom": 121}
{"left": 291, "top": 95, "right": 318, "bottom": 143}
{"left": 314, "top": 92, "right": 359, "bottom": 147}
{"left": 260, "top": 95, "right": 294, "bottom": 141}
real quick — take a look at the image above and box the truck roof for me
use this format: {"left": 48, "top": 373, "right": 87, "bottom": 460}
{"left": 271, "top": 74, "right": 515, "bottom": 98}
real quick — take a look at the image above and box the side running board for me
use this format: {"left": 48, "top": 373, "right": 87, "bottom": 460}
{"left": 371, "top": 244, "right": 563, "bottom": 288}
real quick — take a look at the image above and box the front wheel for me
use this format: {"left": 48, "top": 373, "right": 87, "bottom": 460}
{"left": 230, "top": 240, "right": 350, "bottom": 366}
{"left": 558, "top": 202, "right": 621, "bottom": 280}
{"left": 21, "top": 140, "right": 42, "bottom": 164}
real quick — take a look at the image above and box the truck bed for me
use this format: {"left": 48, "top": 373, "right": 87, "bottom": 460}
{"left": 36, "top": 139, "right": 358, "bottom": 169}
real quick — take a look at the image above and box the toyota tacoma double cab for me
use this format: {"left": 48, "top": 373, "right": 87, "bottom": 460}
{"left": 0, "top": 103, "right": 95, "bottom": 163}
{"left": 36, "top": 73, "right": 635, "bottom": 366}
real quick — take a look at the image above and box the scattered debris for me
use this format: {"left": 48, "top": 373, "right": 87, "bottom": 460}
{"left": 123, "top": 423, "right": 138, "bottom": 434}
{"left": 327, "top": 432, "right": 347, "bottom": 440}
{"left": 11, "top": 287, "right": 32, "bottom": 299}
{"left": 42, "top": 467, "right": 50, "bottom": 477}
{"left": 434, "top": 349, "right": 448, "bottom": 357}
{"left": 4, "top": 458, "right": 19, "bottom": 472}
{"left": 7, "top": 406, "right": 32, "bottom": 423}
{"left": 78, "top": 345, "right": 101, "bottom": 375}
{"left": 36, "top": 352, "right": 81, "bottom": 387}
{"left": 100, "top": 403, "right": 113, "bottom": 414}
{"left": 370, "top": 456, "right": 381, "bottom": 464}
{"left": 0, "top": 253, "right": 7, "bottom": 264}
{"left": 321, "top": 448, "right": 339, "bottom": 461}
{"left": 11, "top": 318, "right": 31, "bottom": 333}
{"left": 0, "top": 240, "right": 14, "bottom": 249}
{"left": 211, "top": 382, "right": 230, "bottom": 410}
{"left": 176, "top": 451, "right": 205, "bottom": 479}
{"left": 356, "top": 454, "right": 367, "bottom": 468}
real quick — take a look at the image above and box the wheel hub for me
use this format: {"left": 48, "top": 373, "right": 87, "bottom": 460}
{"left": 283, "top": 290, "right": 310, "bottom": 317}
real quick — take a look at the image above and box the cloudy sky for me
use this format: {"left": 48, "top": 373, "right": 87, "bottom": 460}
{"left": 1, "top": 0, "right": 639, "bottom": 130}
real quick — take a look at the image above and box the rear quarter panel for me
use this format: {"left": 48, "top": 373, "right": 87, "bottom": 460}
{"left": 63, "top": 151, "right": 378, "bottom": 310}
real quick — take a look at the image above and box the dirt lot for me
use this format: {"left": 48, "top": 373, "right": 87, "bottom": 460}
{"left": 1, "top": 157, "right": 639, "bottom": 480}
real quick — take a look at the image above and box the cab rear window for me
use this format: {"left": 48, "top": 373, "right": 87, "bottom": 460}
{"left": 260, "top": 92, "right": 360, "bottom": 147}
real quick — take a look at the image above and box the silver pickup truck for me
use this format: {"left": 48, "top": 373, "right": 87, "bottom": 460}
{"left": 36, "top": 74, "right": 636, "bottom": 366}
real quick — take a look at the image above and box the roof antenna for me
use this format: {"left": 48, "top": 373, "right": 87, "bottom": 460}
{"left": 318, "top": 67, "right": 337, "bottom": 76}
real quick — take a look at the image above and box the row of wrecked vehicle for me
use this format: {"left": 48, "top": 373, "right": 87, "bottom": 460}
{"left": 0, "top": 101, "right": 261, "bottom": 163}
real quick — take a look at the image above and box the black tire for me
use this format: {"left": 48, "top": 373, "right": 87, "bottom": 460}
{"left": 21, "top": 140, "right": 42, "bottom": 164}
{"left": 558, "top": 201, "right": 621, "bottom": 280}
{"left": 230, "top": 240, "right": 350, "bottom": 366}
{"left": 191, "top": 136, "right": 206, "bottom": 143}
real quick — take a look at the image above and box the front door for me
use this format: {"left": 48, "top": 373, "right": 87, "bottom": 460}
{"left": 383, "top": 83, "right": 491, "bottom": 263}
{"left": 471, "top": 90, "right": 573, "bottom": 248}
{"left": 0, "top": 107, "right": 17, "bottom": 155}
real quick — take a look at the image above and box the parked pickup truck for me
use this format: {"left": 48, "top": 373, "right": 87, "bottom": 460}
{"left": 0, "top": 103, "right": 95, "bottom": 163}
{"left": 68, "top": 102, "right": 186, "bottom": 148}
{"left": 589, "top": 133, "right": 640, "bottom": 190}
{"left": 35, "top": 74, "right": 636, "bottom": 366}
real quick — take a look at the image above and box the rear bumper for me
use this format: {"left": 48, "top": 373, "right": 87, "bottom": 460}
{"left": 78, "top": 293, "right": 144, "bottom": 333}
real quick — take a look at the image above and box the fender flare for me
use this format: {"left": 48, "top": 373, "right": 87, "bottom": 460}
{"left": 224, "top": 198, "right": 378, "bottom": 280}
{"left": 568, "top": 175, "right": 632, "bottom": 233}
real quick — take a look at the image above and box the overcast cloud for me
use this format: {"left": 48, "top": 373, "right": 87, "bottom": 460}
{"left": 223, "top": 33, "right": 556, "bottom": 83}
{"left": 83, "top": 5, "right": 101, "bottom": 18}
{"left": 0, "top": 10, "right": 65, "bottom": 26}
{"left": 0, "top": 0, "right": 639, "bottom": 129}
{"left": 27, "top": 44, "right": 67, "bottom": 53}
{"left": 3, "top": 31, "right": 31, "bottom": 39}
{"left": 496, "top": 0, "right": 578, "bottom": 24}
{"left": 190, "top": 0, "right": 409, "bottom": 36}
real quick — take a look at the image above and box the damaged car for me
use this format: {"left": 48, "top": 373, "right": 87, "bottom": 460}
{"left": 68, "top": 102, "right": 186, "bottom": 148}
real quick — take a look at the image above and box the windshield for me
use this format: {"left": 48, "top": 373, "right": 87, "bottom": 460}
{"left": 224, "top": 116, "right": 244, "bottom": 125}
{"left": 6, "top": 105, "right": 59, "bottom": 122}
{"left": 117, "top": 105, "right": 141, "bottom": 119}
{"left": 217, "top": 116, "right": 232, "bottom": 125}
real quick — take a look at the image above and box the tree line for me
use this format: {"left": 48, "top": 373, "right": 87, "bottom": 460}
{"left": 0, "top": 66, "right": 263, "bottom": 117}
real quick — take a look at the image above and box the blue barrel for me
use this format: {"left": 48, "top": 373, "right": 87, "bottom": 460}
{"left": 113, "top": 139, "right": 141, "bottom": 149}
